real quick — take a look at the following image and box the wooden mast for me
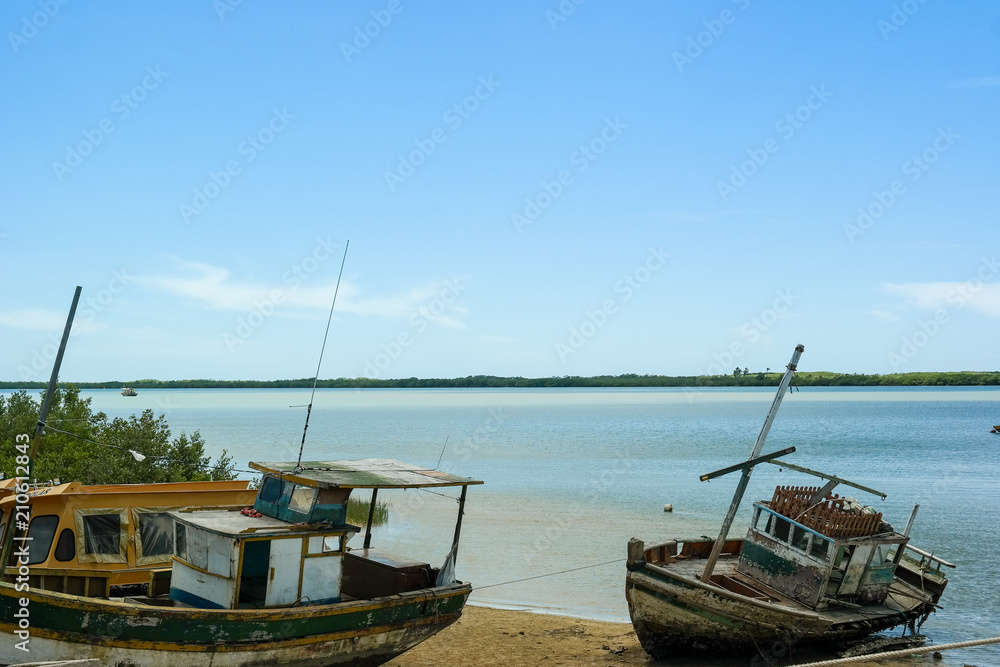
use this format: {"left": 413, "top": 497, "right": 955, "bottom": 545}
{"left": 699, "top": 343, "right": 804, "bottom": 583}
{"left": 2, "top": 286, "right": 81, "bottom": 574}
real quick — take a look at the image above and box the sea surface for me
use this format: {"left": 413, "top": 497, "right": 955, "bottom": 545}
{"left": 15, "top": 386, "right": 1000, "bottom": 665}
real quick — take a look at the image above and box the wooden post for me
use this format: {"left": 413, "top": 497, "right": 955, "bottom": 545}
{"left": 29, "top": 286, "right": 82, "bottom": 461}
{"left": 363, "top": 488, "right": 378, "bottom": 549}
{"left": 627, "top": 538, "right": 646, "bottom": 570}
{"left": 450, "top": 485, "right": 468, "bottom": 564}
{"left": 700, "top": 344, "right": 804, "bottom": 583}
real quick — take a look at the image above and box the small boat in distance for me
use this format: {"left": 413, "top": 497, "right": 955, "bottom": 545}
{"left": 991, "top": 425, "right": 999, "bottom": 434}
{"left": 121, "top": 386, "right": 137, "bottom": 396}
{"left": 626, "top": 345, "right": 953, "bottom": 659}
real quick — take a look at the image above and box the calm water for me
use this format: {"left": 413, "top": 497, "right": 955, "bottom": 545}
{"left": 19, "top": 386, "right": 1000, "bottom": 665}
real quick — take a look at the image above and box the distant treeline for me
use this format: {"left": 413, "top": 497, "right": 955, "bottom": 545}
{"left": 3, "top": 371, "right": 999, "bottom": 390}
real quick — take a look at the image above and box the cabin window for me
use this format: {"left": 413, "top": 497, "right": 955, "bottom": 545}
{"left": 872, "top": 543, "right": 892, "bottom": 564}
{"left": 74, "top": 509, "right": 128, "bottom": 564}
{"left": 259, "top": 476, "right": 282, "bottom": 503}
{"left": 766, "top": 514, "right": 791, "bottom": 542}
{"left": 175, "top": 523, "right": 187, "bottom": 559}
{"left": 791, "top": 525, "right": 811, "bottom": 552}
{"left": 54, "top": 528, "right": 76, "bottom": 561}
{"left": 288, "top": 486, "right": 317, "bottom": 514}
{"left": 26, "top": 515, "right": 60, "bottom": 565}
{"left": 83, "top": 514, "right": 121, "bottom": 555}
{"left": 810, "top": 536, "right": 830, "bottom": 560}
{"left": 136, "top": 512, "right": 174, "bottom": 563}
{"left": 323, "top": 535, "right": 342, "bottom": 552}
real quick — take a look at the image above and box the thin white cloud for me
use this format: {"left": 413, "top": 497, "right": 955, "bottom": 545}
{"left": 869, "top": 309, "right": 901, "bottom": 323}
{"left": 950, "top": 77, "right": 1000, "bottom": 88}
{"left": 0, "top": 308, "right": 105, "bottom": 334}
{"left": 882, "top": 282, "right": 1000, "bottom": 318}
{"left": 136, "top": 258, "right": 468, "bottom": 328}
{"left": 480, "top": 334, "right": 521, "bottom": 345}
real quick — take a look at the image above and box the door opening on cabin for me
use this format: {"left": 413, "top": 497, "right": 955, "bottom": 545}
{"left": 239, "top": 540, "right": 271, "bottom": 607}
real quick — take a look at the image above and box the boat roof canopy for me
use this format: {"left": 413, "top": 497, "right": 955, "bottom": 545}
{"left": 171, "top": 509, "right": 359, "bottom": 538}
{"left": 249, "top": 459, "right": 484, "bottom": 490}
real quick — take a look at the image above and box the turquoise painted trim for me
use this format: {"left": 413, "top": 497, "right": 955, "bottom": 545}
{"left": 170, "top": 586, "right": 226, "bottom": 610}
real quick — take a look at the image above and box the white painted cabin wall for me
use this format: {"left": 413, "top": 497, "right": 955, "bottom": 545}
{"left": 301, "top": 555, "right": 342, "bottom": 603}
{"left": 172, "top": 560, "right": 237, "bottom": 608}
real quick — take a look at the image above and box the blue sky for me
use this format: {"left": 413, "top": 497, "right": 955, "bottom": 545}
{"left": 1, "top": 1, "right": 998, "bottom": 382}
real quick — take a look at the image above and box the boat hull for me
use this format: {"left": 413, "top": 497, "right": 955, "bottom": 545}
{"left": 0, "top": 581, "right": 469, "bottom": 666}
{"left": 626, "top": 563, "right": 933, "bottom": 658}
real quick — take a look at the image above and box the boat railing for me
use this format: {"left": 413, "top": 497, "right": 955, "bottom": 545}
{"left": 901, "top": 544, "right": 956, "bottom": 572}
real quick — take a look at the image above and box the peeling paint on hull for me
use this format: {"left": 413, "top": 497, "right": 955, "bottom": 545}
{"left": 0, "top": 581, "right": 469, "bottom": 666}
{"left": 625, "top": 564, "right": 933, "bottom": 658}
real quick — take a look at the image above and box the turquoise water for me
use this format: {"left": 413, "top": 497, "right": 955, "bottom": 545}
{"left": 20, "top": 386, "right": 1000, "bottom": 664}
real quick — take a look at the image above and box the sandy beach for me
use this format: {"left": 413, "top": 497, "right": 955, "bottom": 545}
{"left": 385, "top": 606, "right": 955, "bottom": 667}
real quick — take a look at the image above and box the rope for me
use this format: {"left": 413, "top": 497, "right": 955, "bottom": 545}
{"left": 473, "top": 558, "right": 624, "bottom": 591}
{"left": 295, "top": 239, "right": 349, "bottom": 471}
{"left": 786, "top": 635, "right": 1000, "bottom": 667}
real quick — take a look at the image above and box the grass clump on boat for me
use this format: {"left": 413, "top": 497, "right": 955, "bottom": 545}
{"left": 347, "top": 496, "right": 390, "bottom": 527}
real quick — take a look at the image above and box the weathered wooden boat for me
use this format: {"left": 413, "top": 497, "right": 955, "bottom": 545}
{"left": 0, "top": 459, "right": 482, "bottom": 665}
{"left": 626, "top": 345, "right": 954, "bottom": 659}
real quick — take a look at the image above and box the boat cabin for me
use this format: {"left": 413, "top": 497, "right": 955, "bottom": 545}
{"left": 168, "top": 459, "right": 483, "bottom": 611}
{"left": 0, "top": 479, "right": 254, "bottom": 597}
{"left": 170, "top": 510, "right": 354, "bottom": 609}
{"left": 736, "top": 486, "right": 908, "bottom": 609}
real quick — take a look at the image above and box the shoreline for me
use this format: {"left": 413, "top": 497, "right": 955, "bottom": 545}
{"left": 3, "top": 370, "right": 1000, "bottom": 389}
{"left": 385, "top": 606, "right": 956, "bottom": 667}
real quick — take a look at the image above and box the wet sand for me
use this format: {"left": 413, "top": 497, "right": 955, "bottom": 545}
{"left": 385, "top": 606, "right": 955, "bottom": 667}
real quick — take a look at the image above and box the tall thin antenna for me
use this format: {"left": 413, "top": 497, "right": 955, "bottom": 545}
{"left": 295, "top": 240, "right": 349, "bottom": 472}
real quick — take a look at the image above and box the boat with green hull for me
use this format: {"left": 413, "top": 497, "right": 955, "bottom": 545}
{"left": 626, "top": 345, "right": 954, "bottom": 660}
{"left": 0, "top": 458, "right": 482, "bottom": 665}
